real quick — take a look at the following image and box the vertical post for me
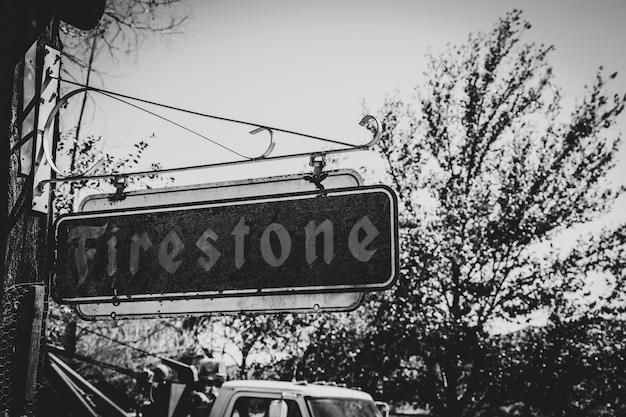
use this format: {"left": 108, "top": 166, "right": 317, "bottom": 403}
{"left": 0, "top": 19, "right": 61, "bottom": 417}
{"left": 25, "top": 285, "right": 45, "bottom": 403}
{"left": 1, "top": 2, "right": 103, "bottom": 415}
{"left": 0, "top": 284, "right": 46, "bottom": 414}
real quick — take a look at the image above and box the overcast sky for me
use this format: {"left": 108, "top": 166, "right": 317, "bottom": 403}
{"left": 72, "top": 0, "right": 626, "bottom": 205}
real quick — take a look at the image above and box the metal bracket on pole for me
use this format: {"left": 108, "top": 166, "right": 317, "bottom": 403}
{"left": 19, "top": 43, "right": 61, "bottom": 214}
{"left": 33, "top": 76, "right": 382, "bottom": 190}
{"left": 304, "top": 153, "right": 328, "bottom": 196}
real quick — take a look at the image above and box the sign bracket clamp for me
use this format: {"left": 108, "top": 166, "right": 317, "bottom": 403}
{"left": 303, "top": 153, "right": 328, "bottom": 197}
{"left": 110, "top": 176, "right": 127, "bottom": 201}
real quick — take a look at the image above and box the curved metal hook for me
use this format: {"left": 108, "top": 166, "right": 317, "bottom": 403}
{"left": 358, "top": 115, "right": 382, "bottom": 147}
{"left": 248, "top": 126, "right": 275, "bottom": 158}
{"left": 41, "top": 86, "right": 105, "bottom": 177}
{"left": 44, "top": 87, "right": 278, "bottom": 178}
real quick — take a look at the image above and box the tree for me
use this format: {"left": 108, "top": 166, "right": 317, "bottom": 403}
{"left": 210, "top": 313, "right": 318, "bottom": 380}
{"left": 60, "top": 0, "right": 189, "bottom": 78}
{"left": 368, "top": 9, "right": 625, "bottom": 416}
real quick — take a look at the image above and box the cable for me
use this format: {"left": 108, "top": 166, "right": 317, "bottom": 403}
{"left": 98, "top": 91, "right": 250, "bottom": 159}
{"left": 48, "top": 313, "right": 163, "bottom": 359}
{"left": 47, "top": 344, "right": 142, "bottom": 378}
{"left": 48, "top": 313, "right": 197, "bottom": 361}
{"left": 78, "top": 325, "right": 160, "bottom": 358}
{"left": 38, "top": 77, "right": 380, "bottom": 186}
{"left": 54, "top": 77, "right": 358, "bottom": 148}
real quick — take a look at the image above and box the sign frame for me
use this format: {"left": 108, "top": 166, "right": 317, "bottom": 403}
{"left": 52, "top": 185, "right": 399, "bottom": 305}
{"left": 74, "top": 292, "right": 365, "bottom": 320}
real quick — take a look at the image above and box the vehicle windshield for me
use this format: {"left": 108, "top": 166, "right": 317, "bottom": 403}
{"left": 306, "top": 398, "right": 381, "bottom": 417}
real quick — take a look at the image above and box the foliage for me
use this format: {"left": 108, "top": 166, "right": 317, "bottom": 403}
{"left": 60, "top": 0, "right": 189, "bottom": 77}
{"left": 52, "top": 131, "right": 170, "bottom": 215}
{"left": 300, "top": 9, "right": 626, "bottom": 417}
{"left": 485, "top": 318, "right": 626, "bottom": 417}
{"left": 47, "top": 309, "right": 205, "bottom": 411}
{"left": 184, "top": 313, "right": 320, "bottom": 380}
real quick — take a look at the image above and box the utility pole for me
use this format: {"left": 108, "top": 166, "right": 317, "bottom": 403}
{"left": 0, "top": 1, "right": 104, "bottom": 415}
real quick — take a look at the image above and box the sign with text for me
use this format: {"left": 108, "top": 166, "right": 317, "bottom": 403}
{"left": 52, "top": 186, "right": 398, "bottom": 304}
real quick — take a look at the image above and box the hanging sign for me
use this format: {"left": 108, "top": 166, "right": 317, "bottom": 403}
{"left": 52, "top": 185, "right": 398, "bottom": 305}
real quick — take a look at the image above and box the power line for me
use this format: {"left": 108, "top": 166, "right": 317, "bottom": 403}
{"left": 98, "top": 90, "right": 251, "bottom": 159}
{"left": 54, "top": 77, "right": 358, "bottom": 148}
{"left": 48, "top": 313, "right": 164, "bottom": 360}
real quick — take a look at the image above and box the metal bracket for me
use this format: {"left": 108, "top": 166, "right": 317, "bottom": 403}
{"left": 110, "top": 176, "right": 127, "bottom": 201}
{"left": 303, "top": 153, "right": 328, "bottom": 196}
{"left": 17, "top": 43, "right": 61, "bottom": 214}
{"left": 32, "top": 46, "right": 61, "bottom": 214}
{"left": 249, "top": 126, "right": 275, "bottom": 158}
{"left": 35, "top": 77, "right": 383, "bottom": 191}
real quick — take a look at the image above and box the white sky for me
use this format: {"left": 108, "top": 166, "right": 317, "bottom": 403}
{"left": 71, "top": 0, "right": 625, "bottom": 190}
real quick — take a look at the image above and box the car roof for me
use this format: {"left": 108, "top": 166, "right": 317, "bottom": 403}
{"left": 220, "top": 380, "right": 374, "bottom": 401}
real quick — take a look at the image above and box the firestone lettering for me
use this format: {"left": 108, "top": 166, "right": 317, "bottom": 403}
{"left": 68, "top": 223, "right": 107, "bottom": 285}
{"left": 159, "top": 230, "right": 185, "bottom": 273}
{"left": 231, "top": 217, "right": 249, "bottom": 269}
{"left": 305, "top": 219, "right": 334, "bottom": 265}
{"left": 260, "top": 223, "right": 292, "bottom": 267}
{"left": 130, "top": 232, "right": 152, "bottom": 275}
{"left": 196, "top": 228, "right": 221, "bottom": 272}
{"left": 67, "top": 215, "right": 380, "bottom": 283}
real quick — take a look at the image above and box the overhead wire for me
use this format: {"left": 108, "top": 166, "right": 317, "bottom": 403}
{"left": 97, "top": 90, "right": 250, "bottom": 159}
{"left": 54, "top": 77, "right": 358, "bottom": 148}
{"left": 48, "top": 313, "right": 173, "bottom": 360}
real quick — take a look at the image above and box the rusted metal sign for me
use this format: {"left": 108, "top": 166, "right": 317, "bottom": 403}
{"left": 52, "top": 185, "right": 398, "bottom": 305}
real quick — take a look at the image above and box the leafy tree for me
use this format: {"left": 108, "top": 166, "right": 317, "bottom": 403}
{"left": 200, "top": 313, "right": 318, "bottom": 380}
{"left": 295, "top": 296, "right": 416, "bottom": 400}
{"left": 365, "top": 9, "right": 625, "bottom": 416}
{"left": 46, "top": 312, "right": 207, "bottom": 413}
{"left": 486, "top": 317, "right": 626, "bottom": 417}
{"left": 298, "top": 310, "right": 367, "bottom": 385}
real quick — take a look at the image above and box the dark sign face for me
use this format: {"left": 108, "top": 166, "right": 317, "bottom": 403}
{"left": 52, "top": 186, "right": 398, "bottom": 304}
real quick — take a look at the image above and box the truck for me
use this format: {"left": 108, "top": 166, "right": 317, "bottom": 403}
{"left": 143, "top": 374, "right": 383, "bottom": 417}
{"left": 45, "top": 346, "right": 385, "bottom": 417}
{"left": 204, "top": 380, "right": 381, "bottom": 417}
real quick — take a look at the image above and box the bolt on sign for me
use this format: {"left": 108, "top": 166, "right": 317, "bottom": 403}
{"left": 52, "top": 185, "right": 398, "bottom": 304}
